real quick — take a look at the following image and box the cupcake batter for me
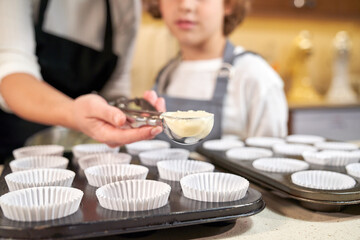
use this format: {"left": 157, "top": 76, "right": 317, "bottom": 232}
{"left": 161, "top": 110, "right": 214, "bottom": 139}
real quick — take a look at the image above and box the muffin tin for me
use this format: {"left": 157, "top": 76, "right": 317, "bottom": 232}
{"left": 197, "top": 139, "right": 360, "bottom": 212}
{"left": 0, "top": 147, "right": 265, "bottom": 239}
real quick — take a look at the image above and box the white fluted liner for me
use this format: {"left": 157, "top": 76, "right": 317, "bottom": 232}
{"left": 286, "top": 135, "right": 325, "bottom": 145}
{"left": 221, "top": 134, "right": 240, "bottom": 140}
{"left": 78, "top": 152, "right": 131, "bottom": 170}
{"left": 72, "top": 144, "right": 120, "bottom": 164}
{"left": 10, "top": 156, "right": 69, "bottom": 172}
{"left": 291, "top": 170, "right": 356, "bottom": 190}
{"left": 96, "top": 180, "right": 171, "bottom": 211}
{"left": 314, "top": 142, "right": 359, "bottom": 151}
{"left": 352, "top": 150, "right": 360, "bottom": 158}
{"left": 253, "top": 158, "right": 309, "bottom": 173}
{"left": 245, "top": 137, "right": 285, "bottom": 148}
{"left": 226, "top": 147, "right": 273, "bottom": 161}
{"left": 5, "top": 168, "right": 75, "bottom": 191}
{"left": 302, "top": 151, "right": 321, "bottom": 165}
{"left": 272, "top": 143, "right": 317, "bottom": 157}
{"left": 13, "top": 145, "right": 64, "bottom": 159}
{"left": 202, "top": 139, "right": 244, "bottom": 151}
{"left": 302, "top": 150, "right": 360, "bottom": 166}
{"left": 157, "top": 160, "right": 215, "bottom": 181}
{"left": 84, "top": 164, "right": 148, "bottom": 187}
{"left": 138, "top": 148, "right": 189, "bottom": 166}
{"left": 346, "top": 163, "right": 360, "bottom": 178}
{"left": 180, "top": 172, "right": 249, "bottom": 202}
{"left": 0, "top": 186, "right": 83, "bottom": 222}
{"left": 125, "top": 140, "right": 170, "bottom": 155}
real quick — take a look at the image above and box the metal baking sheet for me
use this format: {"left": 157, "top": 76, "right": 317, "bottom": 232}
{"left": 197, "top": 146, "right": 360, "bottom": 212}
{"left": 0, "top": 154, "right": 265, "bottom": 239}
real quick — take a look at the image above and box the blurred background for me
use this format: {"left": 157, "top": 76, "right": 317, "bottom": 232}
{"left": 130, "top": 0, "right": 360, "bottom": 141}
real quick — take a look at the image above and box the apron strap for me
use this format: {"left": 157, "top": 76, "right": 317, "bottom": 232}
{"left": 154, "top": 55, "right": 181, "bottom": 95}
{"left": 212, "top": 41, "right": 259, "bottom": 102}
{"left": 212, "top": 40, "right": 235, "bottom": 102}
{"left": 37, "top": 0, "right": 48, "bottom": 29}
{"left": 103, "top": 0, "right": 113, "bottom": 53}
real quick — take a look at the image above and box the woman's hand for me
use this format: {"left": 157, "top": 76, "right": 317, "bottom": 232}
{"left": 72, "top": 94, "right": 162, "bottom": 147}
{"left": 143, "top": 90, "right": 166, "bottom": 112}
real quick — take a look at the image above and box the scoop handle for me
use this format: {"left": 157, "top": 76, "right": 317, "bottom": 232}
{"left": 109, "top": 97, "right": 163, "bottom": 128}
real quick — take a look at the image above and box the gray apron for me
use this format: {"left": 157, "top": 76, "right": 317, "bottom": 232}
{"left": 155, "top": 41, "right": 256, "bottom": 151}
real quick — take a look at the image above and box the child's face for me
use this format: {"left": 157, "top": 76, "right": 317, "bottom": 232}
{"left": 159, "top": 0, "right": 226, "bottom": 48}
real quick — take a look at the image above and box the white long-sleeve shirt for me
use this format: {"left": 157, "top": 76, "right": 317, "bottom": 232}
{"left": 165, "top": 46, "right": 288, "bottom": 138}
{"left": 0, "top": 0, "right": 141, "bottom": 111}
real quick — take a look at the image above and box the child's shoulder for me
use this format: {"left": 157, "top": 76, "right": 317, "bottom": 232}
{"left": 232, "top": 46, "right": 283, "bottom": 88}
{"left": 233, "top": 46, "right": 271, "bottom": 70}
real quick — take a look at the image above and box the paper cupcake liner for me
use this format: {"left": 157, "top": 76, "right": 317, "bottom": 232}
{"left": 125, "top": 140, "right": 170, "bottom": 155}
{"left": 226, "top": 147, "right": 273, "bottom": 161}
{"left": 180, "top": 172, "right": 249, "bottom": 202}
{"left": 157, "top": 160, "right": 215, "bottom": 181}
{"left": 5, "top": 168, "right": 75, "bottom": 191}
{"left": 346, "top": 163, "right": 360, "bottom": 178}
{"left": 302, "top": 150, "right": 360, "bottom": 166}
{"left": 13, "top": 145, "right": 64, "bottom": 159}
{"left": 202, "top": 139, "right": 244, "bottom": 151}
{"left": 352, "top": 150, "right": 360, "bottom": 158}
{"left": 78, "top": 152, "right": 132, "bottom": 170}
{"left": 220, "top": 134, "right": 241, "bottom": 140}
{"left": 10, "top": 156, "right": 69, "bottom": 172}
{"left": 272, "top": 143, "right": 317, "bottom": 157}
{"left": 286, "top": 135, "right": 325, "bottom": 145}
{"left": 291, "top": 170, "right": 356, "bottom": 190}
{"left": 138, "top": 148, "right": 190, "bottom": 166}
{"left": 314, "top": 142, "right": 359, "bottom": 151}
{"left": 72, "top": 144, "right": 120, "bottom": 164}
{"left": 245, "top": 137, "right": 285, "bottom": 149}
{"left": 302, "top": 151, "right": 322, "bottom": 165}
{"left": 0, "top": 186, "right": 83, "bottom": 222}
{"left": 84, "top": 164, "right": 149, "bottom": 187}
{"left": 252, "top": 158, "right": 309, "bottom": 173}
{"left": 96, "top": 180, "right": 171, "bottom": 211}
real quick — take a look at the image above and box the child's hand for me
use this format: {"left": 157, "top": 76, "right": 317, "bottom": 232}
{"left": 72, "top": 94, "right": 162, "bottom": 147}
{"left": 143, "top": 90, "right": 166, "bottom": 112}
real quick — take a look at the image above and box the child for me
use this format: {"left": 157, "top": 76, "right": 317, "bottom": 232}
{"left": 146, "top": 0, "right": 288, "bottom": 148}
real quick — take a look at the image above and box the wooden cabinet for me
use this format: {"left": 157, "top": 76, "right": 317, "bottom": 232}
{"left": 249, "top": 0, "right": 360, "bottom": 20}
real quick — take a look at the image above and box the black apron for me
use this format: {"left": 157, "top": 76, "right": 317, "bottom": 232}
{"left": 0, "top": 0, "right": 118, "bottom": 162}
{"left": 155, "top": 41, "right": 257, "bottom": 151}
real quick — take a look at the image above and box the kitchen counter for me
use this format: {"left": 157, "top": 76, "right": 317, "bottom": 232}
{"left": 0, "top": 165, "right": 359, "bottom": 240}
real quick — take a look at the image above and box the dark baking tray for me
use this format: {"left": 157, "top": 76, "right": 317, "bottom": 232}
{"left": 197, "top": 146, "right": 360, "bottom": 212}
{"left": 0, "top": 153, "right": 265, "bottom": 239}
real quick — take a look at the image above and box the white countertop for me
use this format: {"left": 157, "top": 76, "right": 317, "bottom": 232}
{"left": 1, "top": 166, "right": 359, "bottom": 240}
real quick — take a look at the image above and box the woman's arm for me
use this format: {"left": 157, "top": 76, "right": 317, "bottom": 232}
{"left": 1, "top": 73, "right": 75, "bottom": 128}
{"left": 0, "top": 73, "right": 163, "bottom": 146}
{"left": 0, "top": 1, "right": 163, "bottom": 146}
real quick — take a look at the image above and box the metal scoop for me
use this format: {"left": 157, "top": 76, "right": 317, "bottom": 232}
{"left": 111, "top": 97, "right": 214, "bottom": 145}
{"left": 110, "top": 97, "right": 162, "bottom": 128}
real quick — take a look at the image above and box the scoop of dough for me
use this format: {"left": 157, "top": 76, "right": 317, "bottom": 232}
{"left": 161, "top": 111, "right": 214, "bottom": 138}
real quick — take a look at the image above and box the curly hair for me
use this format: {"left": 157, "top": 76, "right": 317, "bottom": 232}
{"left": 144, "top": 0, "right": 251, "bottom": 36}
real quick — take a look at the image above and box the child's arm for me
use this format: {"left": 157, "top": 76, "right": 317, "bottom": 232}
{"left": 247, "top": 84, "right": 288, "bottom": 138}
